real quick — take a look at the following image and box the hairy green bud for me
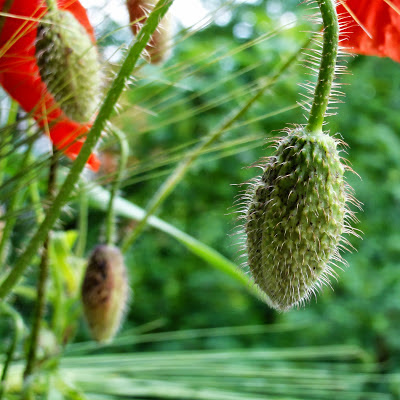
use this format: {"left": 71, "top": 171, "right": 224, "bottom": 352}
{"left": 244, "top": 127, "right": 358, "bottom": 310}
{"left": 81, "top": 245, "right": 129, "bottom": 343}
{"left": 35, "top": 9, "right": 101, "bottom": 123}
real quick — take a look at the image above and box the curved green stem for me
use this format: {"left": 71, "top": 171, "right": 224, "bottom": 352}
{"left": 105, "top": 126, "right": 129, "bottom": 246}
{"left": 305, "top": 0, "right": 339, "bottom": 134}
{"left": 0, "top": 0, "right": 175, "bottom": 300}
{"left": 76, "top": 185, "right": 88, "bottom": 258}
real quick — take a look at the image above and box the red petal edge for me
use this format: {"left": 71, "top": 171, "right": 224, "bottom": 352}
{"left": 337, "top": 0, "right": 400, "bottom": 64}
{"left": 0, "top": 0, "right": 100, "bottom": 171}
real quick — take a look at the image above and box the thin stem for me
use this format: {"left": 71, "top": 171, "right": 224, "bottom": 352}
{"left": 0, "top": 0, "right": 174, "bottom": 300}
{"left": 306, "top": 0, "right": 339, "bottom": 133}
{"left": 28, "top": 174, "right": 45, "bottom": 224}
{"left": 105, "top": 126, "right": 129, "bottom": 245}
{"left": 76, "top": 185, "right": 88, "bottom": 258}
{"left": 121, "top": 37, "right": 311, "bottom": 253}
{"left": 23, "top": 148, "right": 58, "bottom": 384}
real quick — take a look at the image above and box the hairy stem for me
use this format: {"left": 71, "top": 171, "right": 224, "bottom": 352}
{"left": 0, "top": 0, "right": 174, "bottom": 300}
{"left": 306, "top": 0, "right": 339, "bottom": 133}
{"left": 23, "top": 148, "right": 58, "bottom": 384}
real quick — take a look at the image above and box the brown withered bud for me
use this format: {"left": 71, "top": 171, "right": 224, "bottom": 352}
{"left": 81, "top": 245, "right": 130, "bottom": 343}
{"left": 126, "top": 0, "right": 172, "bottom": 64}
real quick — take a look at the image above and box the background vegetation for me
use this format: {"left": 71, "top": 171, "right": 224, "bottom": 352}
{"left": 1, "top": 0, "right": 400, "bottom": 398}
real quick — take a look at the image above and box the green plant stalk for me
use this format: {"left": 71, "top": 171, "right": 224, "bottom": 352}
{"left": 0, "top": 304, "right": 24, "bottom": 400}
{"left": 28, "top": 177, "right": 44, "bottom": 224}
{"left": 121, "top": 37, "right": 311, "bottom": 252}
{"left": 0, "top": 0, "right": 174, "bottom": 300}
{"left": 105, "top": 126, "right": 129, "bottom": 246}
{"left": 23, "top": 149, "right": 58, "bottom": 385}
{"left": 305, "top": 0, "right": 339, "bottom": 133}
{"left": 76, "top": 184, "right": 88, "bottom": 258}
{"left": 50, "top": 245, "right": 64, "bottom": 343}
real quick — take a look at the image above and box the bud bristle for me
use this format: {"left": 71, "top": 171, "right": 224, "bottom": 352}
{"left": 81, "top": 245, "right": 130, "bottom": 343}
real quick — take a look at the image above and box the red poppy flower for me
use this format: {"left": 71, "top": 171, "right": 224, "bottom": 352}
{"left": 337, "top": 0, "right": 400, "bottom": 63}
{"left": 0, "top": 0, "right": 100, "bottom": 171}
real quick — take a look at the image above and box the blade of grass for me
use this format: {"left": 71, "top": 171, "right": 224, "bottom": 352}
{"left": 86, "top": 184, "right": 267, "bottom": 303}
{"left": 66, "top": 321, "right": 310, "bottom": 355}
{"left": 120, "top": 36, "right": 312, "bottom": 253}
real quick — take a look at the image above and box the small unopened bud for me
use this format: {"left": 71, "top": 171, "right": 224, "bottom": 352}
{"left": 81, "top": 245, "right": 129, "bottom": 343}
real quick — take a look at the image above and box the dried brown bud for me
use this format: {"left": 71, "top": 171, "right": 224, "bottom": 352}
{"left": 81, "top": 245, "right": 129, "bottom": 342}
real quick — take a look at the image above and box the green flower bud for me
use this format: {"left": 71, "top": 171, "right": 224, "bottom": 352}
{"left": 244, "top": 127, "right": 359, "bottom": 310}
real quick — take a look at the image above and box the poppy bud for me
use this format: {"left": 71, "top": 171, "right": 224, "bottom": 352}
{"left": 245, "top": 127, "right": 357, "bottom": 310}
{"left": 127, "top": 0, "right": 172, "bottom": 64}
{"left": 81, "top": 245, "right": 129, "bottom": 342}
{"left": 35, "top": 8, "right": 101, "bottom": 123}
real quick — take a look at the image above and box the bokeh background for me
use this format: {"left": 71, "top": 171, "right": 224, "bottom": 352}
{"left": 2, "top": 0, "right": 400, "bottom": 398}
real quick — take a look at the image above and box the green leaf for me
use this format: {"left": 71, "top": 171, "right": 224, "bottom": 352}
{"left": 86, "top": 184, "right": 269, "bottom": 304}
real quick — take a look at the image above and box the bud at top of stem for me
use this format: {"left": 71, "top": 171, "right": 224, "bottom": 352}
{"left": 244, "top": 127, "right": 357, "bottom": 310}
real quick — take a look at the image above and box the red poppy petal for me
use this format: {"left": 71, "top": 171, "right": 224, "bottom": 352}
{"left": 50, "top": 120, "right": 100, "bottom": 171}
{"left": 338, "top": 0, "right": 400, "bottom": 63}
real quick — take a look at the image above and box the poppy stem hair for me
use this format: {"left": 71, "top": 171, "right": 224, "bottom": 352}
{"left": 306, "top": 0, "right": 339, "bottom": 133}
